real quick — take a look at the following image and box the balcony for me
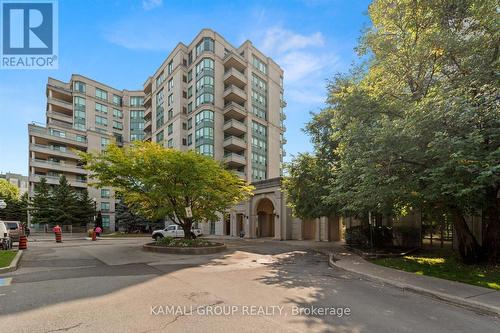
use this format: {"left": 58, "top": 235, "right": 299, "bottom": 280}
{"left": 223, "top": 153, "right": 246, "bottom": 167}
{"left": 30, "top": 158, "right": 86, "bottom": 175}
{"left": 223, "top": 85, "right": 246, "bottom": 105}
{"left": 223, "top": 52, "right": 246, "bottom": 72}
{"left": 223, "top": 68, "right": 246, "bottom": 89}
{"left": 29, "top": 124, "right": 87, "bottom": 148}
{"left": 47, "top": 111, "right": 73, "bottom": 124}
{"left": 144, "top": 119, "right": 152, "bottom": 132}
{"left": 223, "top": 102, "right": 246, "bottom": 122}
{"left": 48, "top": 97, "right": 72, "bottom": 111}
{"left": 223, "top": 136, "right": 246, "bottom": 152}
{"left": 30, "top": 143, "right": 82, "bottom": 160}
{"left": 223, "top": 119, "right": 246, "bottom": 136}
{"left": 144, "top": 92, "right": 152, "bottom": 108}
{"left": 29, "top": 174, "right": 87, "bottom": 188}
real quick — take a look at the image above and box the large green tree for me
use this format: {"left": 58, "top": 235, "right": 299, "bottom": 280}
{"left": 286, "top": 0, "right": 499, "bottom": 263}
{"left": 74, "top": 190, "right": 96, "bottom": 227}
{"left": 51, "top": 176, "right": 80, "bottom": 226}
{"left": 80, "top": 142, "right": 254, "bottom": 239}
{"left": 30, "top": 177, "right": 53, "bottom": 225}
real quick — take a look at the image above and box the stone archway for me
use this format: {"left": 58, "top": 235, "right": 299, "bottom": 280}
{"left": 256, "top": 198, "right": 275, "bottom": 238}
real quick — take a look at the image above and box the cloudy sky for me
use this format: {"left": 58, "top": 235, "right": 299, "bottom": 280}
{"left": 0, "top": 0, "right": 371, "bottom": 175}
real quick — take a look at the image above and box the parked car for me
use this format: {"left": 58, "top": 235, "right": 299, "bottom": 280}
{"left": 152, "top": 224, "right": 203, "bottom": 240}
{"left": 2, "top": 221, "right": 21, "bottom": 243}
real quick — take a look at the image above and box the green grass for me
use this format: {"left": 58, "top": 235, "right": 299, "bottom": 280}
{"left": 371, "top": 248, "right": 500, "bottom": 290}
{"left": 101, "top": 232, "right": 151, "bottom": 238}
{"left": 0, "top": 251, "right": 17, "bottom": 268}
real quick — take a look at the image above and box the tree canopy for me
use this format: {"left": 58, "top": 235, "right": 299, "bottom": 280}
{"left": 80, "top": 141, "right": 254, "bottom": 238}
{"left": 285, "top": 0, "right": 499, "bottom": 263}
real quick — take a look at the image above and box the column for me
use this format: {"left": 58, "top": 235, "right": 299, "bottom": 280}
{"left": 315, "top": 217, "right": 321, "bottom": 241}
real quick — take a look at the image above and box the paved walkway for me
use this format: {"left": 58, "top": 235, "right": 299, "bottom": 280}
{"left": 327, "top": 246, "right": 500, "bottom": 315}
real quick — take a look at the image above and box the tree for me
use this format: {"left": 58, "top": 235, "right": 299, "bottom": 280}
{"left": 80, "top": 142, "right": 254, "bottom": 239}
{"left": 51, "top": 176, "right": 80, "bottom": 226}
{"left": 74, "top": 190, "right": 96, "bottom": 226}
{"left": 30, "top": 177, "right": 53, "bottom": 225}
{"left": 286, "top": 0, "right": 499, "bottom": 263}
{"left": 0, "top": 178, "right": 19, "bottom": 200}
{"left": 116, "top": 198, "right": 153, "bottom": 232}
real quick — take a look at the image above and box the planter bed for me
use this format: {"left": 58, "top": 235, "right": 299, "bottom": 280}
{"left": 143, "top": 241, "right": 227, "bottom": 255}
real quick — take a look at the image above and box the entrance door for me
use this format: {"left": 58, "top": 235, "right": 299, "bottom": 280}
{"left": 256, "top": 198, "right": 275, "bottom": 238}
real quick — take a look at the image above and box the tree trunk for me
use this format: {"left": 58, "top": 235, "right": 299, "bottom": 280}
{"left": 451, "top": 208, "right": 483, "bottom": 264}
{"left": 482, "top": 186, "right": 500, "bottom": 263}
{"left": 182, "top": 219, "right": 193, "bottom": 239}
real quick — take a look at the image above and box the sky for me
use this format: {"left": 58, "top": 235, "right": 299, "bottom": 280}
{"left": 0, "top": 0, "right": 372, "bottom": 175}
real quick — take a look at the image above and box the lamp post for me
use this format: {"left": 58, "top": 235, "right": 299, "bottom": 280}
{"left": 92, "top": 198, "right": 97, "bottom": 222}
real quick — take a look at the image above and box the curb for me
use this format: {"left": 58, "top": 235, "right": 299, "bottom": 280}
{"left": 328, "top": 253, "right": 500, "bottom": 316}
{"left": 143, "top": 242, "right": 227, "bottom": 255}
{"left": 0, "top": 250, "right": 23, "bottom": 274}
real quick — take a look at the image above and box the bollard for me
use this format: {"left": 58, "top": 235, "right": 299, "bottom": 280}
{"left": 19, "top": 235, "right": 28, "bottom": 250}
{"left": 92, "top": 231, "right": 96, "bottom": 241}
{"left": 55, "top": 231, "right": 62, "bottom": 243}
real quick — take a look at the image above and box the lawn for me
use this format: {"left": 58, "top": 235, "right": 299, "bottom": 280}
{"left": 371, "top": 248, "right": 500, "bottom": 290}
{"left": 0, "top": 251, "right": 17, "bottom": 268}
{"left": 101, "top": 232, "right": 151, "bottom": 238}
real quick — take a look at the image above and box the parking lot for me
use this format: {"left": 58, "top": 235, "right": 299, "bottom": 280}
{"left": 0, "top": 237, "right": 498, "bottom": 333}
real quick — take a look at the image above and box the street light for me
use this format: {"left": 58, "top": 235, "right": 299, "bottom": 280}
{"left": 92, "top": 198, "right": 97, "bottom": 221}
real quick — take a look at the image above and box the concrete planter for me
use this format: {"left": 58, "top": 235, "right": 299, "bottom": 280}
{"left": 143, "top": 242, "right": 226, "bottom": 255}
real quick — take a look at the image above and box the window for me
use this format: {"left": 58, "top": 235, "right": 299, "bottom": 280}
{"left": 195, "top": 75, "right": 214, "bottom": 93}
{"left": 252, "top": 121, "right": 267, "bottom": 136}
{"left": 95, "top": 88, "right": 108, "bottom": 101}
{"left": 113, "top": 120, "right": 123, "bottom": 130}
{"left": 95, "top": 102, "right": 108, "bottom": 114}
{"left": 195, "top": 93, "right": 214, "bottom": 107}
{"left": 187, "top": 102, "right": 193, "bottom": 114}
{"left": 168, "top": 79, "right": 173, "bottom": 91}
{"left": 187, "top": 118, "right": 192, "bottom": 129}
{"left": 168, "top": 94, "right": 173, "bottom": 106}
{"left": 168, "top": 109, "right": 173, "bottom": 120}
{"left": 96, "top": 115, "right": 108, "bottom": 127}
{"left": 167, "top": 60, "right": 173, "bottom": 75}
{"left": 196, "top": 37, "right": 214, "bottom": 56}
{"left": 195, "top": 110, "right": 214, "bottom": 125}
{"left": 188, "top": 70, "right": 192, "bottom": 82}
{"left": 183, "top": 91, "right": 187, "bottom": 98}
{"left": 100, "top": 202, "right": 110, "bottom": 212}
{"left": 252, "top": 168, "right": 266, "bottom": 181}
{"left": 196, "top": 144, "right": 214, "bottom": 157}
{"left": 49, "top": 128, "right": 66, "bottom": 138}
{"left": 76, "top": 135, "right": 87, "bottom": 143}
{"left": 167, "top": 123, "right": 173, "bottom": 135}
{"left": 167, "top": 138, "right": 173, "bottom": 148}
{"left": 195, "top": 58, "right": 214, "bottom": 76}
{"left": 252, "top": 56, "right": 267, "bottom": 74}
{"left": 130, "top": 110, "right": 145, "bottom": 141}
{"left": 113, "top": 109, "right": 123, "bottom": 118}
{"left": 74, "top": 81, "right": 86, "bottom": 93}
{"left": 182, "top": 138, "right": 187, "bottom": 146}
{"left": 252, "top": 73, "right": 267, "bottom": 91}
{"left": 101, "top": 137, "right": 110, "bottom": 148}
{"left": 101, "top": 189, "right": 110, "bottom": 198}
{"left": 156, "top": 88, "right": 164, "bottom": 106}
{"left": 182, "top": 122, "right": 187, "bottom": 130}
{"left": 156, "top": 130, "right": 164, "bottom": 143}
{"left": 156, "top": 72, "right": 165, "bottom": 88}
{"left": 130, "top": 96, "right": 143, "bottom": 107}
{"left": 195, "top": 127, "right": 214, "bottom": 141}
{"left": 112, "top": 94, "right": 122, "bottom": 106}
{"left": 101, "top": 215, "right": 110, "bottom": 228}
{"left": 187, "top": 134, "right": 192, "bottom": 146}
{"left": 74, "top": 97, "right": 86, "bottom": 131}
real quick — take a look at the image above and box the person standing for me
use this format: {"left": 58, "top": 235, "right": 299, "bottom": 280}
{"left": 95, "top": 226, "right": 102, "bottom": 237}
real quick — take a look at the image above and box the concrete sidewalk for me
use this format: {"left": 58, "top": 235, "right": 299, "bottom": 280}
{"left": 328, "top": 249, "right": 500, "bottom": 316}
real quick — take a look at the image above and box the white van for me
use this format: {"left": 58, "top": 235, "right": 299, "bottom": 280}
{"left": 3, "top": 221, "right": 21, "bottom": 242}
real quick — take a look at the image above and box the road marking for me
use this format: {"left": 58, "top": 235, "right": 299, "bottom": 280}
{"left": 0, "top": 278, "right": 13, "bottom": 287}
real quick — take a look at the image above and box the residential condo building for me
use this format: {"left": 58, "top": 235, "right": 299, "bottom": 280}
{"left": 28, "top": 29, "right": 342, "bottom": 241}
